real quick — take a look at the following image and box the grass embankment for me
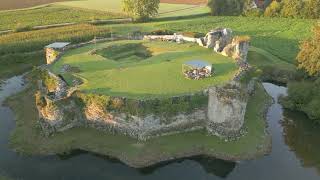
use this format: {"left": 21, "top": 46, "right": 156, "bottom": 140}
{"left": 51, "top": 40, "right": 237, "bottom": 98}
{"left": 0, "top": 5, "right": 125, "bottom": 31}
{"left": 0, "top": 24, "right": 111, "bottom": 79}
{"left": 6, "top": 77, "right": 272, "bottom": 167}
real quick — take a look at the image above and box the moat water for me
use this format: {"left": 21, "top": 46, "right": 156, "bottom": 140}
{"left": 0, "top": 76, "right": 320, "bottom": 180}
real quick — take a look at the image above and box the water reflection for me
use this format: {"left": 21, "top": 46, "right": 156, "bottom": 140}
{"left": 282, "top": 110, "right": 320, "bottom": 174}
{"left": 58, "top": 150, "right": 236, "bottom": 178}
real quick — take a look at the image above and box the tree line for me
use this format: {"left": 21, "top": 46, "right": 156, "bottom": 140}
{"left": 207, "top": 0, "right": 320, "bottom": 19}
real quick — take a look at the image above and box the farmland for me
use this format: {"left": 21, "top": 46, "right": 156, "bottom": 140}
{"left": 0, "top": 5, "right": 125, "bottom": 31}
{"left": 0, "top": 0, "right": 206, "bottom": 10}
{"left": 0, "top": 0, "right": 68, "bottom": 10}
{"left": 0, "top": 0, "right": 209, "bottom": 31}
{"left": 56, "top": 0, "right": 209, "bottom": 18}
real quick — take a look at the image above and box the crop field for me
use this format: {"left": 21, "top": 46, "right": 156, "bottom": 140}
{"left": 0, "top": 0, "right": 69, "bottom": 10}
{"left": 0, "top": 5, "right": 125, "bottom": 31}
{"left": 56, "top": 0, "right": 209, "bottom": 18}
{"left": 51, "top": 40, "right": 237, "bottom": 98}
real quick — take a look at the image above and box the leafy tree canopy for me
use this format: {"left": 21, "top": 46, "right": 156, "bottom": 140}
{"left": 122, "top": 0, "right": 160, "bottom": 21}
{"left": 297, "top": 24, "right": 320, "bottom": 76}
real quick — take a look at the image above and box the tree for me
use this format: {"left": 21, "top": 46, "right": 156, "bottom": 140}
{"left": 297, "top": 25, "right": 320, "bottom": 76}
{"left": 122, "top": 0, "right": 160, "bottom": 21}
{"left": 207, "top": 0, "right": 225, "bottom": 16}
{"left": 264, "top": 0, "right": 282, "bottom": 17}
{"left": 207, "top": 0, "right": 244, "bottom": 16}
{"left": 280, "top": 0, "right": 304, "bottom": 18}
{"left": 303, "top": 0, "right": 320, "bottom": 19}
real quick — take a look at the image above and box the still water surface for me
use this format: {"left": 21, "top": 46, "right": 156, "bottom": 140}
{"left": 0, "top": 77, "right": 319, "bottom": 180}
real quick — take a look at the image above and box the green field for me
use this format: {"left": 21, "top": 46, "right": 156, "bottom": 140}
{"left": 56, "top": 0, "right": 209, "bottom": 17}
{"left": 51, "top": 40, "right": 237, "bottom": 98}
{"left": 0, "top": 0, "right": 209, "bottom": 31}
{"left": 0, "top": 5, "right": 125, "bottom": 31}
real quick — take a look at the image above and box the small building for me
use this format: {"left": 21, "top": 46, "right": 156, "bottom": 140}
{"left": 183, "top": 60, "right": 213, "bottom": 80}
{"left": 45, "top": 42, "right": 70, "bottom": 64}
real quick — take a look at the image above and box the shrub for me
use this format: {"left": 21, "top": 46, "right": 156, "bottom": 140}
{"left": 280, "top": 0, "right": 304, "bottom": 18}
{"left": 264, "top": 0, "right": 282, "bottom": 17}
{"left": 181, "top": 32, "right": 205, "bottom": 38}
{"left": 14, "top": 24, "right": 33, "bottom": 32}
{"left": 303, "top": 0, "right": 320, "bottom": 19}
{"left": 150, "top": 29, "right": 174, "bottom": 35}
{"left": 282, "top": 79, "right": 320, "bottom": 123}
{"left": 243, "top": 8, "right": 263, "bottom": 17}
{"left": 35, "top": 91, "right": 47, "bottom": 108}
{"left": 297, "top": 24, "right": 320, "bottom": 76}
{"left": 208, "top": 0, "right": 244, "bottom": 16}
{"left": 122, "top": 0, "right": 160, "bottom": 21}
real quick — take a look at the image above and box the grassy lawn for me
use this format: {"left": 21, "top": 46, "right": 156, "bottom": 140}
{"left": 6, "top": 75, "right": 271, "bottom": 167}
{"left": 0, "top": 5, "right": 125, "bottom": 31}
{"left": 51, "top": 40, "right": 237, "bottom": 98}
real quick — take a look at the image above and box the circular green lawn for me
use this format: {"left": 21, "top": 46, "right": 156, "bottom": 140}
{"left": 51, "top": 40, "right": 238, "bottom": 99}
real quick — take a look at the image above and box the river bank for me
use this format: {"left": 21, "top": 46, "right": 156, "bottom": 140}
{"left": 3, "top": 74, "right": 272, "bottom": 168}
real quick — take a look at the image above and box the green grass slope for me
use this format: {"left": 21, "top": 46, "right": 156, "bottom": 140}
{"left": 51, "top": 40, "right": 237, "bottom": 98}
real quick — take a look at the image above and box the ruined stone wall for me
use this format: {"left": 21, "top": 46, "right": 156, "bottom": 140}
{"left": 36, "top": 72, "right": 256, "bottom": 140}
{"left": 207, "top": 82, "right": 249, "bottom": 137}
